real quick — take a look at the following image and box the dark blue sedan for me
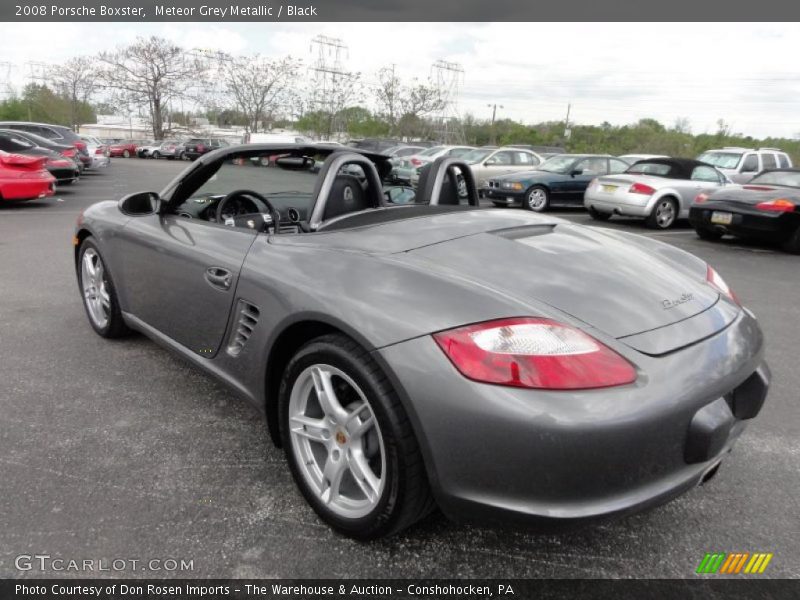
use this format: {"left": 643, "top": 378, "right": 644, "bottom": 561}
{"left": 485, "top": 154, "right": 630, "bottom": 212}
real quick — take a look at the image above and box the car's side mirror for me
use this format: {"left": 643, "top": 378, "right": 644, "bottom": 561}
{"left": 571, "top": 169, "right": 584, "bottom": 176}
{"left": 119, "top": 191, "right": 160, "bottom": 216}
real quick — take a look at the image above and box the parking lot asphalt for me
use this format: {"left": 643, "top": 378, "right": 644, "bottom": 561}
{"left": 1, "top": 159, "right": 798, "bottom": 579}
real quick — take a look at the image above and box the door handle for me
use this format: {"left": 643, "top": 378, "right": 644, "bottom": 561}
{"left": 205, "top": 267, "right": 232, "bottom": 290}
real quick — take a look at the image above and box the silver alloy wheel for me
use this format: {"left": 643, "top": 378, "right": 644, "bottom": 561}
{"left": 655, "top": 199, "right": 676, "bottom": 228}
{"left": 527, "top": 187, "right": 547, "bottom": 210}
{"left": 81, "top": 248, "right": 110, "bottom": 329}
{"left": 288, "top": 364, "right": 386, "bottom": 519}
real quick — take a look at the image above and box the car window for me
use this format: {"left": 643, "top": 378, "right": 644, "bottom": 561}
{"left": 626, "top": 162, "right": 672, "bottom": 176}
{"left": 778, "top": 154, "right": 791, "bottom": 169}
{"left": 691, "top": 165, "right": 721, "bottom": 182}
{"left": 0, "top": 133, "right": 36, "bottom": 152}
{"left": 514, "top": 152, "right": 538, "bottom": 166}
{"left": 486, "top": 151, "right": 513, "bottom": 166}
{"left": 697, "top": 151, "right": 742, "bottom": 169}
{"left": 761, "top": 153, "right": 777, "bottom": 170}
{"left": 750, "top": 169, "right": 800, "bottom": 187}
{"left": 420, "top": 146, "right": 444, "bottom": 156}
{"left": 576, "top": 157, "right": 608, "bottom": 175}
{"left": 741, "top": 154, "right": 759, "bottom": 173}
{"left": 609, "top": 158, "right": 629, "bottom": 174}
{"left": 447, "top": 147, "right": 472, "bottom": 158}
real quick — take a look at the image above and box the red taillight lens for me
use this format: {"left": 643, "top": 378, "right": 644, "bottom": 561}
{"left": 74, "top": 141, "right": 87, "bottom": 153}
{"left": 433, "top": 318, "right": 637, "bottom": 390}
{"left": 61, "top": 148, "right": 76, "bottom": 158}
{"left": 755, "top": 198, "right": 795, "bottom": 212}
{"left": 629, "top": 183, "right": 656, "bottom": 195}
{"left": 707, "top": 265, "right": 739, "bottom": 305}
{"left": 197, "top": 144, "right": 206, "bottom": 152}
{"left": 743, "top": 185, "right": 775, "bottom": 191}
{"left": 694, "top": 193, "right": 709, "bottom": 204}
{"left": 410, "top": 157, "right": 422, "bottom": 166}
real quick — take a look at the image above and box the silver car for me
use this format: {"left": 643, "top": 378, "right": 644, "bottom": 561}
{"left": 463, "top": 147, "right": 543, "bottom": 190}
{"left": 584, "top": 158, "right": 731, "bottom": 229}
{"left": 74, "top": 145, "right": 768, "bottom": 539}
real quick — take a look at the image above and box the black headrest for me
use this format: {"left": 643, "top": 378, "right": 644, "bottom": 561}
{"left": 438, "top": 170, "right": 461, "bottom": 205}
{"left": 323, "top": 174, "right": 368, "bottom": 221}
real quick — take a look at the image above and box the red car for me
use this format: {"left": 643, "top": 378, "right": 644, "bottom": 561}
{"left": 0, "top": 152, "right": 56, "bottom": 201}
{"left": 108, "top": 139, "right": 149, "bottom": 158}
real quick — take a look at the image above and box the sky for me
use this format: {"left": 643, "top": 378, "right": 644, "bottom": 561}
{"left": 1, "top": 22, "right": 800, "bottom": 139}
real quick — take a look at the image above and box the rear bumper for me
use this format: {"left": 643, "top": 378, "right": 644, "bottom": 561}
{"left": 689, "top": 205, "right": 797, "bottom": 240}
{"left": 377, "top": 308, "right": 768, "bottom": 528}
{"left": 584, "top": 189, "right": 653, "bottom": 217}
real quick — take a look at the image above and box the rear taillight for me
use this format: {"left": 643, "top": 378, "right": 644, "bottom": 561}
{"left": 755, "top": 198, "right": 795, "bottom": 212}
{"left": 629, "top": 183, "right": 656, "bottom": 195}
{"left": 61, "top": 148, "right": 76, "bottom": 158}
{"left": 197, "top": 144, "right": 206, "bottom": 152}
{"left": 695, "top": 193, "right": 709, "bottom": 204}
{"left": 410, "top": 157, "right": 422, "bottom": 166}
{"left": 74, "top": 141, "right": 87, "bottom": 154}
{"left": 743, "top": 185, "right": 775, "bottom": 191}
{"left": 433, "top": 317, "right": 637, "bottom": 390}
{"left": 707, "top": 265, "right": 739, "bottom": 305}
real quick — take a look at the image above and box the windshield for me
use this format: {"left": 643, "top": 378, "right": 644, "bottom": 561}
{"left": 461, "top": 149, "right": 492, "bottom": 163}
{"left": 697, "top": 152, "right": 743, "bottom": 169}
{"left": 419, "top": 146, "right": 444, "bottom": 156}
{"left": 626, "top": 162, "right": 672, "bottom": 176}
{"left": 538, "top": 155, "right": 578, "bottom": 173}
{"left": 749, "top": 170, "right": 800, "bottom": 188}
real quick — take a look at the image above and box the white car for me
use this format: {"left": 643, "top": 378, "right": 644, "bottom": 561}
{"left": 697, "top": 147, "right": 792, "bottom": 183}
{"left": 136, "top": 141, "right": 163, "bottom": 158}
{"left": 397, "top": 145, "right": 475, "bottom": 170}
{"left": 79, "top": 135, "right": 111, "bottom": 169}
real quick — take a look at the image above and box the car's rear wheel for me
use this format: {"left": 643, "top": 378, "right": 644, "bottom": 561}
{"left": 279, "top": 334, "right": 434, "bottom": 539}
{"left": 179, "top": 151, "right": 187, "bottom": 161}
{"left": 77, "top": 239, "right": 130, "bottom": 338}
{"left": 588, "top": 206, "right": 611, "bottom": 221}
{"left": 646, "top": 197, "right": 678, "bottom": 229}
{"left": 122, "top": 150, "right": 130, "bottom": 158}
{"left": 695, "top": 226, "right": 724, "bottom": 241}
{"left": 152, "top": 151, "right": 160, "bottom": 159}
{"left": 782, "top": 226, "right": 800, "bottom": 254}
{"left": 525, "top": 186, "right": 549, "bottom": 212}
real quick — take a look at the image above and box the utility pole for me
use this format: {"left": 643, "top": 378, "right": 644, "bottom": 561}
{"left": 487, "top": 103, "right": 503, "bottom": 145}
{"left": 564, "top": 102, "right": 572, "bottom": 148}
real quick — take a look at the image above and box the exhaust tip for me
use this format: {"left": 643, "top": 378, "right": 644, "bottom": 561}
{"left": 700, "top": 462, "right": 721, "bottom": 486}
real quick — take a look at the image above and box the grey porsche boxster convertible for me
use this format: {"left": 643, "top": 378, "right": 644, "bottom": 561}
{"left": 74, "top": 144, "right": 770, "bottom": 539}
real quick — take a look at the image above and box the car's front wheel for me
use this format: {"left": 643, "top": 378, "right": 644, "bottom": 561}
{"left": 525, "top": 185, "right": 549, "bottom": 212}
{"left": 77, "top": 238, "right": 130, "bottom": 338}
{"left": 279, "top": 334, "right": 434, "bottom": 539}
{"left": 152, "top": 151, "right": 160, "bottom": 159}
{"left": 122, "top": 150, "right": 130, "bottom": 158}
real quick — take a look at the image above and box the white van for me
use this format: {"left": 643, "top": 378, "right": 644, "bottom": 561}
{"left": 697, "top": 147, "right": 792, "bottom": 183}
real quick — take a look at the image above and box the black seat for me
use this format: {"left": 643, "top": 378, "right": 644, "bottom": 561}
{"left": 322, "top": 174, "right": 369, "bottom": 221}
{"left": 438, "top": 171, "right": 461, "bottom": 205}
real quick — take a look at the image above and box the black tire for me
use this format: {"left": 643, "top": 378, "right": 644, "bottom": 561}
{"left": 781, "top": 226, "right": 800, "bottom": 254}
{"left": 179, "top": 151, "right": 186, "bottom": 161}
{"left": 695, "top": 226, "right": 724, "bottom": 241}
{"left": 122, "top": 150, "right": 130, "bottom": 158}
{"left": 152, "top": 151, "right": 161, "bottom": 159}
{"left": 279, "top": 333, "right": 434, "bottom": 540}
{"left": 646, "top": 197, "right": 678, "bottom": 229}
{"left": 77, "top": 238, "right": 131, "bottom": 338}
{"left": 524, "top": 185, "right": 549, "bottom": 212}
{"left": 588, "top": 206, "right": 611, "bottom": 221}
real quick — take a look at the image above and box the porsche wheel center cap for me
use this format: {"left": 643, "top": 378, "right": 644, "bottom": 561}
{"left": 335, "top": 430, "right": 347, "bottom": 445}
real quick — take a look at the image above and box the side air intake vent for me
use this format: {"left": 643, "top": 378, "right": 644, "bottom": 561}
{"left": 227, "top": 300, "right": 260, "bottom": 356}
{"left": 278, "top": 224, "right": 301, "bottom": 234}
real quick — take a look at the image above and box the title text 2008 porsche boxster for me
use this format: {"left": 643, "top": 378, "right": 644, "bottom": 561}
{"left": 74, "top": 145, "right": 769, "bottom": 539}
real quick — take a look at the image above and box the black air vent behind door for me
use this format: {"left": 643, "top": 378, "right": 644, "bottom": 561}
{"left": 226, "top": 300, "right": 260, "bottom": 356}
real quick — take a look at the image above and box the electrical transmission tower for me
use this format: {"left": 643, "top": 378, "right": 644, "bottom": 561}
{"left": 0, "top": 61, "right": 14, "bottom": 99}
{"left": 431, "top": 60, "right": 465, "bottom": 144}
{"left": 308, "top": 35, "right": 350, "bottom": 139}
{"left": 26, "top": 61, "right": 50, "bottom": 86}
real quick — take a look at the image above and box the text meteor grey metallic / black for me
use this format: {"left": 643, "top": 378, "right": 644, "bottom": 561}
{"left": 73, "top": 144, "right": 769, "bottom": 539}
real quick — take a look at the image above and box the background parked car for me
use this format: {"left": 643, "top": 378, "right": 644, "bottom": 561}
{"left": 463, "top": 146, "right": 543, "bottom": 191}
{"left": 136, "top": 141, "right": 163, "bottom": 158}
{"left": 154, "top": 139, "right": 184, "bottom": 160}
{"left": 0, "top": 131, "right": 80, "bottom": 185}
{"left": 0, "top": 128, "right": 82, "bottom": 172}
{"left": 109, "top": 139, "right": 150, "bottom": 158}
{"left": 584, "top": 157, "right": 730, "bottom": 229}
{"left": 689, "top": 168, "right": 800, "bottom": 253}
{"left": 697, "top": 147, "right": 792, "bottom": 183}
{"left": 182, "top": 138, "right": 230, "bottom": 160}
{"left": 0, "top": 151, "right": 56, "bottom": 201}
{"left": 0, "top": 121, "right": 91, "bottom": 169}
{"left": 486, "top": 154, "right": 629, "bottom": 211}
{"left": 79, "top": 135, "right": 111, "bottom": 169}
{"left": 392, "top": 145, "right": 475, "bottom": 184}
